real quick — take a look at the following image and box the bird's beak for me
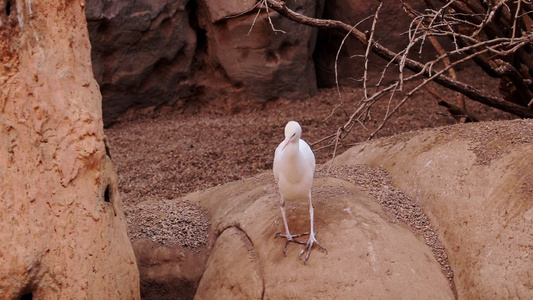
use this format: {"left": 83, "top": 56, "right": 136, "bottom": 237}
{"left": 281, "top": 136, "right": 293, "bottom": 151}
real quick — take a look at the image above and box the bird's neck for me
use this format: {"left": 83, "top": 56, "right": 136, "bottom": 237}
{"left": 284, "top": 140, "right": 300, "bottom": 157}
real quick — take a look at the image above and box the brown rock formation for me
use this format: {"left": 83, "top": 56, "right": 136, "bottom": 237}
{"left": 187, "top": 174, "right": 454, "bottom": 298}
{"left": 132, "top": 239, "right": 212, "bottom": 300}
{"left": 0, "top": 0, "right": 140, "bottom": 298}
{"left": 86, "top": 0, "right": 323, "bottom": 125}
{"left": 195, "top": 0, "right": 322, "bottom": 101}
{"left": 334, "top": 119, "right": 533, "bottom": 299}
{"left": 86, "top": 0, "right": 196, "bottom": 126}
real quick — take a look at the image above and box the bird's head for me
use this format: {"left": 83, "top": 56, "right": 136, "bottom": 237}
{"left": 282, "top": 121, "right": 302, "bottom": 150}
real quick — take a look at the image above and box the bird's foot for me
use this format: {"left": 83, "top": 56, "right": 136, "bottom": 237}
{"left": 298, "top": 232, "right": 327, "bottom": 263}
{"left": 276, "top": 232, "right": 308, "bottom": 256}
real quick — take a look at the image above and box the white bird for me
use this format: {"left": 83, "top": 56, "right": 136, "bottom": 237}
{"left": 273, "top": 121, "right": 326, "bottom": 263}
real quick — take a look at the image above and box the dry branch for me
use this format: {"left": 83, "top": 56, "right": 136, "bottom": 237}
{"left": 264, "top": 0, "right": 533, "bottom": 119}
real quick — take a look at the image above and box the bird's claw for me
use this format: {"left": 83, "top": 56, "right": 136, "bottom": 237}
{"left": 276, "top": 232, "right": 308, "bottom": 256}
{"left": 298, "top": 233, "right": 327, "bottom": 263}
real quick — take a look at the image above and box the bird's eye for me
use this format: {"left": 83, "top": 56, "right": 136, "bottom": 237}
{"left": 291, "top": 133, "right": 296, "bottom": 138}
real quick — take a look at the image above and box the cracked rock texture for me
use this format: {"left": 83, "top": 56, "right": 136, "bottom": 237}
{"left": 195, "top": 0, "right": 322, "bottom": 102}
{"left": 0, "top": 0, "right": 140, "bottom": 298}
{"left": 334, "top": 119, "right": 533, "bottom": 299}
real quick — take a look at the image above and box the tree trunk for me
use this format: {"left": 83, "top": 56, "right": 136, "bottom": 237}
{"left": 0, "top": 0, "right": 140, "bottom": 298}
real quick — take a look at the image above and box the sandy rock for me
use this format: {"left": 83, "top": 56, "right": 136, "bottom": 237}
{"left": 194, "top": 227, "right": 263, "bottom": 300}
{"left": 86, "top": 0, "right": 196, "bottom": 126}
{"left": 0, "top": 0, "right": 139, "bottom": 298}
{"left": 187, "top": 174, "right": 454, "bottom": 298}
{"left": 334, "top": 119, "right": 533, "bottom": 299}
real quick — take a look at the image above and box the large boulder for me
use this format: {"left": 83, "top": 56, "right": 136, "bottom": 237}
{"left": 0, "top": 0, "right": 140, "bottom": 298}
{"left": 334, "top": 119, "right": 533, "bottom": 299}
{"left": 170, "top": 119, "right": 531, "bottom": 298}
{"left": 86, "top": 0, "right": 196, "bottom": 125}
{"left": 186, "top": 173, "right": 454, "bottom": 298}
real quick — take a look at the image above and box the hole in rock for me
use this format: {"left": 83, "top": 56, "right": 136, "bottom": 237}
{"left": 265, "top": 50, "right": 280, "bottom": 65}
{"left": 6, "top": 1, "right": 11, "bottom": 16}
{"left": 104, "top": 185, "right": 111, "bottom": 203}
{"left": 20, "top": 293, "right": 33, "bottom": 300}
{"left": 104, "top": 138, "right": 112, "bottom": 158}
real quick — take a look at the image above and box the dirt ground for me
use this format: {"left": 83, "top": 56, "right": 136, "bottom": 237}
{"left": 105, "top": 70, "right": 514, "bottom": 208}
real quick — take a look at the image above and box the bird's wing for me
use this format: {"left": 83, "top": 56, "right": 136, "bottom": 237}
{"left": 300, "top": 139, "right": 316, "bottom": 171}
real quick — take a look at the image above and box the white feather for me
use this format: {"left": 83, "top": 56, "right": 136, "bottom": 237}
{"left": 273, "top": 121, "right": 315, "bottom": 200}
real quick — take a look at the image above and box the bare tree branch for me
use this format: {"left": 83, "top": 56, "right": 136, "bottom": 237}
{"left": 263, "top": 0, "right": 533, "bottom": 119}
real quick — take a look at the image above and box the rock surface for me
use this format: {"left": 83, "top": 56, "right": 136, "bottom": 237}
{"left": 86, "top": 0, "right": 196, "bottom": 125}
{"left": 132, "top": 239, "right": 213, "bottom": 300}
{"left": 196, "top": 0, "right": 322, "bottom": 101}
{"left": 154, "top": 119, "right": 530, "bottom": 299}
{"left": 86, "top": 0, "right": 324, "bottom": 125}
{"left": 334, "top": 119, "right": 533, "bottom": 299}
{"left": 85, "top": 0, "right": 454, "bottom": 124}
{"left": 187, "top": 174, "right": 454, "bottom": 298}
{"left": 0, "top": 0, "right": 140, "bottom": 298}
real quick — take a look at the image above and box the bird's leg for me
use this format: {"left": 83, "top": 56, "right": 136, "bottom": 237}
{"left": 299, "top": 192, "right": 327, "bottom": 263}
{"left": 276, "top": 196, "right": 307, "bottom": 256}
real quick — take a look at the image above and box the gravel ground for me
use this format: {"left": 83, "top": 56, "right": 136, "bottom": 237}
{"left": 106, "top": 77, "right": 514, "bottom": 205}
{"left": 125, "top": 199, "right": 209, "bottom": 250}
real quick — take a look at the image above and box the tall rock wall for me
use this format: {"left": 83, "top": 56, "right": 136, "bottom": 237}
{"left": 0, "top": 0, "right": 140, "bottom": 298}
{"left": 85, "top": 0, "right": 442, "bottom": 124}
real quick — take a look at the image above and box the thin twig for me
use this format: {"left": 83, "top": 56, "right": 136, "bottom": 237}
{"left": 363, "top": 2, "right": 383, "bottom": 100}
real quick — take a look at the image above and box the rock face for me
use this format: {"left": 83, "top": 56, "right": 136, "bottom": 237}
{"left": 86, "top": 0, "right": 448, "bottom": 124}
{"left": 187, "top": 174, "right": 454, "bottom": 298}
{"left": 334, "top": 120, "right": 533, "bottom": 299}
{"left": 195, "top": 0, "right": 322, "bottom": 101}
{"left": 0, "top": 0, "right": 140, "bottom": 298}
{"left": 86, "top": 0, "right": 323, "bottom": 125}
{"left": 86, "top": 0, "right": 196, "bottom": 125}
